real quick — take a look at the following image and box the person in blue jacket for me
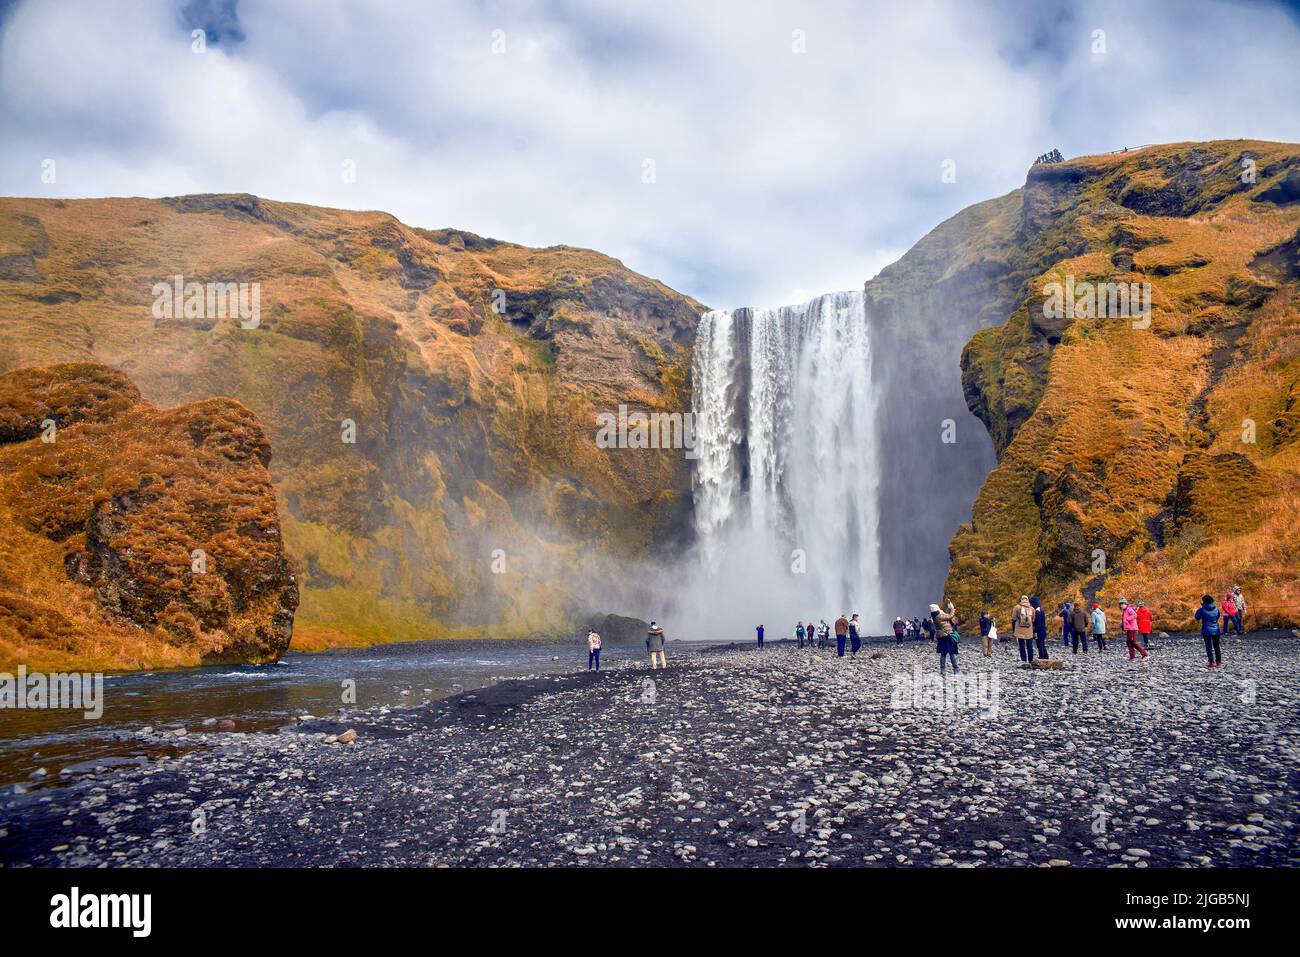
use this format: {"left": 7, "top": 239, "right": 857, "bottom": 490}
{"left": 1194, "top": 595, "right": 1223, "bottom": 668}
{"left": 756, "top": 624, "right": 765, "bottom": 649}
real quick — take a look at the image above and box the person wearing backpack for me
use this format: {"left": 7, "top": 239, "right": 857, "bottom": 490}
{"left": 1030, "top": 596, "right": 1049, "bottom": 660}
{"left": 587, "top": 628, "right": 602, "bottom": 671}
{"left": 1195, "top": 594, "right": 1223, "bottom": 668}
{"left": 1071, "top": 599, "right": 1090, "bottom": 654}
{"left": 1120, "top": 598, "right": 1148, "bottom": 661}
{"left": 1012, "top": 595, "right": 1036, "bottom": 662}
{"left": 1090, "top": 603, "right": 1107, "bottom": 651}
{"left": 893, "top": 617, "right": 907, "bottom": 645}
{"left": 931, "top": 601, "right": 959, "bottom": 675}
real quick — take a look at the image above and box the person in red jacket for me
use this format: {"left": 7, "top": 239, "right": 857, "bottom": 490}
{"left": 1136, "top": 600, "right": 1153, "bottom": 648}
{"left": 1120, "top": 598, "right": 1148, "bottom": 661}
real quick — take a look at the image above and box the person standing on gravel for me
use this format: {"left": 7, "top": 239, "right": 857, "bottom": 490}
{"left": 1071, "top": 600, "right": 1090, "bottom": 653}
{"left": 1120, "top": 599, "right": 1148, "bottom": 661}
{"left": 647, "top": 621, "right": 666, "bottom": 669}
{"left": 1195, "top": 595, "right": 1223, "bottom": 668}
{"left": 1030, "top": 597, "right": 1049, "bottom": 660}
{"left": 894, "top": 616, "right": 907, "bottom": 645}
{"left": 819, "top": 619, "right": 830, "bottom": 649}
{"left": 587, "top": 628, "right": 602, "bottom": 671}
{"left": 1090, "top": 603, "right": 1107, "bottom": 651}
{"left": 1012, "top": 595, "right": 1035, "bottom": 662}
{"left": 834, "top": 613, "right": 849, "bottom": 657}
{"left": 931, "top": 601, "right": 959, "bottom": 675}
{"left": 848, "top": 613, "right": 863, "bottom": 656}
{"left": 1137, "top": 600, "right": 1153, "bottom": 648}
{"left": 1221, "top": 593, "right": 1240, "bottom": 637}
{"left": 1230, "top": 585, "right": 1247, "bottom": 634}
{"left": 1059, "top": 600, "right": 1074, "bottom": 649}
{"left": 979, "top": 610, "right": 994, "bottom": 656}
{"left": 756, "top": 623, "right": 765, "bottom": 649}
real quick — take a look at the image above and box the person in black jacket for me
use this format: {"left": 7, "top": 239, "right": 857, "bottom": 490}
{"left": 1030, "top": 596, "right": 1049, "bottom": 660}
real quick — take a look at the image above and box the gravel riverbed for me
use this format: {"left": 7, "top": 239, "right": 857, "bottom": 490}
{"left": 2, "top": 634, "right": 1296, "bottom": 867}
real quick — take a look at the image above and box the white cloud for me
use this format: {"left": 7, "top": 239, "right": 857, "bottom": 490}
{"left": 2, "top": 0, "right": 1298, "bottom": 308}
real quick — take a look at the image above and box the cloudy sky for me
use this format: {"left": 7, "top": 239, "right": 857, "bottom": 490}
{"left": 2, "top": 0, "right": 1299, "bottom": 308}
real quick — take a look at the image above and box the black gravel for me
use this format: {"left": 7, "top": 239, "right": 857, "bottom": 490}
{"left": 1, "top": 633, "right": 1296, "bottom": 867}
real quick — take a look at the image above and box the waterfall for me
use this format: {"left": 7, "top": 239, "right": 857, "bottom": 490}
{"left": 684, "top": 290, "right": 884, "bottom": 639}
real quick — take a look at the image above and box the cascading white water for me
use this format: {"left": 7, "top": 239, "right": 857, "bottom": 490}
{"left": 684, "top": 290, "right": 884, "bottom": 640}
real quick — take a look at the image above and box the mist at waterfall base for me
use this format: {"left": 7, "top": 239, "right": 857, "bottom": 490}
{"left": 671, "top": 292, "right": 888, "bottom": 640}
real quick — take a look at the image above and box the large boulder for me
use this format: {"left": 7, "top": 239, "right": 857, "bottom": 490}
{"left": 0, "top": 362, "right": 298, "bottom": 670}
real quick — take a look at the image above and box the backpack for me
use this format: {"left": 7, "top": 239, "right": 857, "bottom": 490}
{"left": 1016, "top": 604, "right": 1034, "bottom": 628}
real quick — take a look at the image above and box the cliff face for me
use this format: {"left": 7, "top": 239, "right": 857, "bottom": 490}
{"left": 948, "top": 140, "right": 1300, "bottom": 629}
{"left": 0, "top": 195, "right": 702, "bottom": 648}
{"left": 863, "top": 191, "right": 1030, "bottom": 614}
{"left": 0, "top": 362, "right": 298, "bottom": 671}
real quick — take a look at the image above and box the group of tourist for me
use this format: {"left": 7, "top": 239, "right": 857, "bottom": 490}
{"left": 581, "top": 586, "right": 1250, "bottom": 673}
{"left": 783, "top": 616, "right": 865, "bottom": 657}
{"left": 893, "top": 585, "right": 1249, "bottom": 674}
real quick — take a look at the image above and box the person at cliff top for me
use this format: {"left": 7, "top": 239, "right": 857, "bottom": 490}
{"left": 834, "top": 614, "right": 849, "bottom": 657}
{"left": 755, "top": 623, "right": 764, "bottom": 649}
{"left": 1059, "top": 600, "right": 1074, "bottom": 648}
{"left": 1230, "top": 585, "right": 1247, "bottom": 634}
{"left": 1071, "top": 599, "right": 1090, "bottom": 654}
{"left": 794, "top": 620, "right": 806, "bottom": 648}
{"left": 1221, "top": 593, "right": 1240, "bottom": 637}
{"left": 893, "top": 616, "right": 907, "bottom": 645}
{"left": 587, "top": 628, "right": 602, "bottom": 671}
{"left": 646, "top": 621, "right": 666, "bottom": 670}
{"left": 1194, "top": 595, "right": 1223, "bottom": 669}
{"left": 1119, "top": 598, "right": 1148, "bottom": 662}
{"left": 1011, "top": 595, "right": 1035, "bottom": 662}
{"left": 1029, "top": 597, "right": 1049, "bottom": 660}
{"left": 978, "top": 609, "right": 994, "bottom": 657}
{"left": 931, "top": 601, "right": 959, "bottom": 675}
{"left": 1137, "top": 600, "right": 1154, "bottom": 648}
{"left": 1090, "top": 603, "right": 1107, "bottom": 651}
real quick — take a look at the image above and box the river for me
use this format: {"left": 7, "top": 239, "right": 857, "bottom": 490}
{"left": 0, "top": 638, "right": 636, "bottom": 789}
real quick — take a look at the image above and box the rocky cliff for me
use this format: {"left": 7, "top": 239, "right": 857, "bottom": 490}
{"left": 0, "top": 195, "right": 702, "bottom": 649}
{"left": 946, "top": 140, "right": 1300, "bottom": 629}
{"left": 0, "top": 362, "right": 298, "bottom": 671}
